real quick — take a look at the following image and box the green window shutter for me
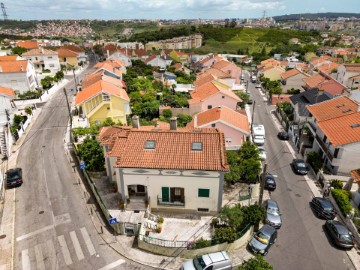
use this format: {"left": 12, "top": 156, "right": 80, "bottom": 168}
{"left": 162, "top": 187, "right": 169, "bottom": 202}
{"left": 198, "top": 188, "right": 210, "bottom": 198}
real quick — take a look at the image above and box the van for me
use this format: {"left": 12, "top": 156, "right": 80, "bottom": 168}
{"left": 181, "top": 251, "right": 232, "bottom": 270}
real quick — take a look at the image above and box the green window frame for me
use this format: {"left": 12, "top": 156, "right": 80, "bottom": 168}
{"left": 198, "top": 188, "right": 210, "bottom": 198}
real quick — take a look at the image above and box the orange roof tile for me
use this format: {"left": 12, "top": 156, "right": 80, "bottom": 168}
{"left": 307, "top": 96, "right": 359, "bottom": 122}
{"left": 22, "top": 48, "right": 57, "bottom": 56}
{"left": 194, "top": 106, "right": 250, "bottom": 133}
{"left": 280, "top": 68, "right": 301, "bottom": 79}
{"left": 190, "top": 80, "right": 241, "bottom": 104}
{"left": 99, "top": 126, "right": 229, "bottom": 171}
{"left": 56, "top": 48, "right": 78, "bottom": 57}
{"left": 0, "top": 56, "right": 18, "bottom": 61}
{"left": 318, "top": 112, "right": 360, "bottom": 146}
{"left": 0, "top": 60, "right": 28, "bottom": 73}
{"left": 75, "top": 80, "right": 129, "bottom": 105}
{"left": 0, "top": 86, "right": 16, "bottom": 97}
{"left": 16, "top": 40, "right": 38, "bottom": 49}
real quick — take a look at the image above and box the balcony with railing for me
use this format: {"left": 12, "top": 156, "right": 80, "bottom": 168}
{"left": 157, "top": 195, "right": 185, "bottom": 207}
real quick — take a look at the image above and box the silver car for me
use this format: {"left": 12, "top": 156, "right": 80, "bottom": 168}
{"left": 265, "top": 199, "right": 282, "bottom": 229}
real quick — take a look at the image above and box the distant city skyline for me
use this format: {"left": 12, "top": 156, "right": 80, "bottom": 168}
{"left": 2, "top": 0, "right": 360, "bottom": 20}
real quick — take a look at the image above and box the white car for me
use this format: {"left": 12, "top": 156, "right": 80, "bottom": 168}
{"left": 258, "top": 147, "right": 267, "bottom": 160}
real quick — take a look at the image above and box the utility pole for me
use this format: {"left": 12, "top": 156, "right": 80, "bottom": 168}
{"left": 258, "top": 163, "right": 267, "bottom": 206}
{"left": 63, "top": 88, "right": 72, "bottom": 129}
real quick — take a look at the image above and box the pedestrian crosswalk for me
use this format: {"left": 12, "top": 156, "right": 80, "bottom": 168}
{"left": 20, "top": 227, "right": 97, "bottom": 270}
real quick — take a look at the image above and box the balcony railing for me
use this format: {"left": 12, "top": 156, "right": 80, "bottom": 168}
{"left": 157, "top": 196, "right": 185, "bottom": 206}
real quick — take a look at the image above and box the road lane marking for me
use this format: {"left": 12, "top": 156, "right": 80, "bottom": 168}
{"left": 34, "top": 244, "right": 46, "bottom": 270}
{"left": 16, "top": 225, "right": 53, "bottom": 242}
{"left": 70, "top": 231, "right": 84, "bottom": 261}
{"left": 97, "top": 259, "right": 125, "bottom": 270}
{"left": 57, "top": 235, "right": 73, "bottom": 266}
{"left": 46, "top": 239, "right": 58, "bottom": 270}
{"left": 80, "top": 227, "right": 96, "bottom": 256}
{"left": 21, "top": 249, "right": 31, "bottom": 270}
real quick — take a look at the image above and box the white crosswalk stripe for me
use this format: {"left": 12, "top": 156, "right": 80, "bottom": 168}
{"left": 57, "top": 235, "right": 73, "bottom": 266}
{"left": 80, "top": 227, "right": 96, "bottom": 256}
{"left": 70, "top": 231, "right": 85, "bottom": 260}
{"left": 34, "top": 244, "right": 46, "bottom": 270}
{"left": 21, "top": 249, "right": 31, "bottom": 270}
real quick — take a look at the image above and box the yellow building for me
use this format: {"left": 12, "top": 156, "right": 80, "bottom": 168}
{"left": 56, "top": 48, "right": 79, "bottom": 67}
{"left": 75, "top": 78, "right": 130, "bottom": 126}
{"left": 262, "top": 66, "right": 286, "bottom": 81}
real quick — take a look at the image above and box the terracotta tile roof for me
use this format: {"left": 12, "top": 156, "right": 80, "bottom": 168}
{"left": 0, "top": 56, "right": 18, "bottom": 61}
{"left": 56, "top": 48, "right": 78, "bottom": 57}
{"left": 190, "top": 80, "right": 241, "bottom": 104}
{"left": 82, "top": 71, "right": 126, "bottom": 89}
{"left": 61, "top": 45, "right": 84, "bottom": 52}
{"left": 198, "top": 68, "right": 231, "bottom": 79}
{"left": 307, "top": 96, "right": 359, "bottom": 122}
{"left": 99, "top": 126, "right": 229, "bottom": 171}
{"left": 22, "top": 48, "right": 57, "bottom": 56}
{"left": 193, "top": 106, "right": 250, "bottom": 134}
{"left": 0, "top": 60, "right": 28, "bottom": 73}
{"left": 75, "top": 80, "right": 129, "bottom": 105}
{"left": 0, "top": 86, "right": 16, "bottom": 97}
{"left": 318, "top": 112, "right": 360, "bottom": 146}
{"left": 303, "top": 73, "right": 328, "bottom": 88}
{"left": 344, "top": 64, "right": 360, "bottom": 72}
{"left": 350, "top": 169, "right": 360, "bottom": 185}
{"left": 16, "top": 40, "right": 38, "bottom": 49}
{"left": 194, "top": 74, "right": 217, "bottom": 87}
{"left": 280, "top": 68, "right": 301, "bottom": 79}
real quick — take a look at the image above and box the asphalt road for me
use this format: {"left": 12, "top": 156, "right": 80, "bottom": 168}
{"left": 13, "top": 57, "right": 153, "bottom": 270}
{"left": 245, "top": 71, "right": 354, "bottom": 270}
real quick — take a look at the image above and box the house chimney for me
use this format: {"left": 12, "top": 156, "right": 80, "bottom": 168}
{"left": 132, "top": 115, "right": 140, "bottom": 129}
{"left": 170, "top": 117, "right": 177, "bottom": 131}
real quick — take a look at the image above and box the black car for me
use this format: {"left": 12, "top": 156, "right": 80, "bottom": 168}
{"left": 324, "top": 220, "right": 354, "bottom": 250}
{"left": 291, "top": 159, "right": 308, "bottom": 175}
{"left": 248, "top": 224, "right": 277, "bottom": 256}
{"left": 310, "top": 197, "right": 336, "bottom": 220}
{"left": 6, "top": 168, "right": 23, "bottom": 188}
{"left": 277, "top": 131, "right": 289, "bottom": 140}
{"left": 264, "top": 174, "right": 276, "bottom": 191}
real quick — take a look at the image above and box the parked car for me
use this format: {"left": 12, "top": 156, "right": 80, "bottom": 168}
{"left": 6, "top": 168, "right": 23, "bottom": 188}
{"left": 265, "top": 199, "right": 282, "bottom": 229}
{"left": 291, "top": 159, "right": 308, "bottom": 175}
{"left": 264, "top": 174, "right": 276, "bottom": 191}
{"left": 324, "top": 220, "right": 355, "bottom": 250}
{"left": 248, "top": 224, "right": 277, "bottom": 256}
{"left": 277, "top": 131, "right": 289, "bottom": 140}
{"left": 181, "top": 251, "right": 232, "bottom": 270}
{"left": 310, "top": 197, "right": 336, "bottom": 220}
{"left": 258, "top": 147, "right": 267, "bottom": 160}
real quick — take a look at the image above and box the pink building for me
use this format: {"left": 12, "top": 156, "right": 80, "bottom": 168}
{"left": 188, "top": 106, "right": 250, "bottom": 150}
{"left": 188, "top": 80, "right": 242, "bottom": 114}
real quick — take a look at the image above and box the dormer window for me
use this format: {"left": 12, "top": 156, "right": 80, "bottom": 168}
{"left": 144, "top": 140, "right": 156, "bottom": 150}
{"left": 102, "top": 94, "right": 110, "bottom": 101}
{"left": 192, "top": 142, "right": 202, "bottom": 151}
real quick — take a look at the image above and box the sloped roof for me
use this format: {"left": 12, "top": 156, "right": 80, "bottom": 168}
{"left": 22, "top": 48, "right": 57, "bottom": 56}
{"left": 318, "top": 112, "right": 360, "bottom": 146}
{"left": 75, "top": 80, "right": 129, "bottom": 105}
{"left": 193, "top": 106, "right": 250, "bottom": 134}
{"left": 0, "top": 60, "right": 28, "bottom": 73}
{"left": 307, "top": 96, "right": 359, "bottom": 122}
{"left": 98, "top": 126, "right": 229, "bottom": 171}
{"left": 0, "top": 86, "right": 16, "bottom": 97}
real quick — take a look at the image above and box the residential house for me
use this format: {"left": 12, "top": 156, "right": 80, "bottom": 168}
{"left": 144, "top": 55, "right": 168, "bottom": 69}
{"left": 98, "top": 117, "right": 229, "bottom": 214}
{"left": 261, "top": 66, "right": 286, "bottom": 81}
{"left": 212, "top": 60, "right": 242, "bottom": 84}
{"left": 306, "top": 96, "right": 360, "bottom": 175}
{"left": 75, "top": 77, "right": 131, "bottom": 126}
{"left": 107, "top": 51, "right": 132, "bottom": 67}
{"left": 57, "top": 48, "right": 79, "bottom": 67}
{"left": 280, "top": 68, "right": 308, "bottom": 92}
{"left": 336, "top": 64, "right": 360, "bottom": 89}
{"left": 0, "top": 60, "right": 38, "bottom": 94}
{"left": 188, "top": 80, "right": 241, "bottom": 114}
{"left": 22, "top": 48, "right": 61, "bottom": 72}
{"left": 188, "top": 106, "right": 250, "bottom": 150}
{"left": 0, "top": 86, "right": 16, "bottom": 157}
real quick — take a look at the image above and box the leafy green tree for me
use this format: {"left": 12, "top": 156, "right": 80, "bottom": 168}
{"left": 12, "top": 46, "right": 27, "bottom": 56}
{"left": 239, "top": 255, "right": 273, "bottom": 270}
{"left": 77, "top": 137, "right": 105, "bottom": 172}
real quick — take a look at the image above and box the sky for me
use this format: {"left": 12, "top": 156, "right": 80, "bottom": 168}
{"left": 3, "top": 0, "right": 360, "bottom": 20}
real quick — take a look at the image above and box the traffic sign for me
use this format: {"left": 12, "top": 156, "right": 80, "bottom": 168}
{"left": 109, "top": 217, "right": 118, "bottom": 225}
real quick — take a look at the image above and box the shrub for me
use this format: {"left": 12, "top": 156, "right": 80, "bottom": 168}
{"left": 331, "top": 189, "right": 353, "bottom": 216}
{"left": 330, "top": 179, "right": 343, "bottom": 189}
